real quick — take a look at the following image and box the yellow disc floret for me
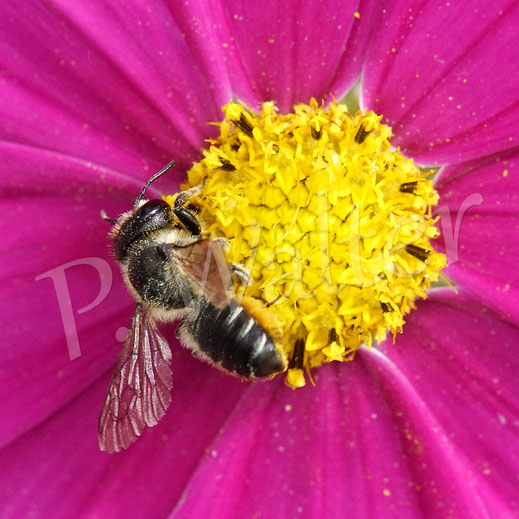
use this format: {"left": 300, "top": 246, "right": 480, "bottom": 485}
{"left": 165, "top": 99, "right": 446, "bottom": 388}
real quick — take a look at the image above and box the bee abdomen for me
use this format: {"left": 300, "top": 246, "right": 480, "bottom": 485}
{"left": 188, "top": 299, "right": 284, "bottom": 378}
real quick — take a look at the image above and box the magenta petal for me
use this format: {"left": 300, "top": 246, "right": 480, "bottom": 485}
{"left": 171, "top": 354, "right": 499, "bottom": 517}
{"left": 434, "top": 151, "right": 519, "bottom": 324}
{"left": 362, "top": 1, "right": 519, "bottom": 165}
{"left": 366, "top": 289, "right": 519, "bottom": 517}
{"left": 221, "top": 0, "right": 379, "bottom": 111}
{"left": 0, "top": 0, "right": 235, "bottom": 174}
{"left": 0, "top": 350, "right": 245, "bottom": 519}
{"left": 172, "top": 362, "right": 420, "bottom": 519}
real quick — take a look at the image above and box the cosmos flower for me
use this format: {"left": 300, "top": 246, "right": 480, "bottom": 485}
{"left": 1, "top": 0, "right": 518, "bottom": 518}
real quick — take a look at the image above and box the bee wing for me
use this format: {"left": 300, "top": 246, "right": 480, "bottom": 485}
{"left": 98, "top": 304, "right": 172, "bottom": 453}
{"left": 170, "top": 239, "right": 233, "bottom": 307}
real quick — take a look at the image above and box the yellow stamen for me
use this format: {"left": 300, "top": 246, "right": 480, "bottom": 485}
{"left": 165, "top": 99, "right": 446, "bottom": 387}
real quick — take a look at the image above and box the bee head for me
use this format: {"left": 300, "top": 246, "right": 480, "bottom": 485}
{"left": 103, "top": 160, "right": 177, "bottom": 262}
{"left": 112, "top": 199, "right": 174, "bottom": 262}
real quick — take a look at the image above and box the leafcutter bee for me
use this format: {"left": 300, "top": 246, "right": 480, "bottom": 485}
{"left": 98, "top": 161, "right": 285, "bottom": 452}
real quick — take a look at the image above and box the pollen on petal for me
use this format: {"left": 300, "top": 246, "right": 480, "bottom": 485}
{"left": 165, "top": 100, "right": 446, "bottom": 387}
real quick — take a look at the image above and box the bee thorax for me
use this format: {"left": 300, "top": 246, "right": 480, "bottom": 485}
{"left": 127, "top": 243, "right": 192, "bottom": 310}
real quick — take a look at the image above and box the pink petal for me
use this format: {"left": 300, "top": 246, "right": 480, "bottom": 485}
{"left": 0, "top": 143, "right": 184, "bottom": 446}
{"left": 366, "top": 289, "right": 519, "bottom": 517}
{"left": 0, "top": 0, "right": 237, "bottom": 175}
{"left": 220, "top": 0, "right": 379, "bottom": 111}
{"left": 172, "top": 362, "right": 423, "bottom": 519}
{"left": 0, "top": 349, "right": 245, "bottom": 519}
{"left": 434, "top": 151, "right": 519, "bottom": 325}
{"left": 362, "top": 0, "right": 519, "bottom": 165}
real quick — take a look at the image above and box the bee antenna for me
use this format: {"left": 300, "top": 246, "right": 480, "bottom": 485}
{"left": 100, "top": 210, "right": 117, "bottom": 225}
{"left": 134, "top": 160, "right": 176, "bottom": 208}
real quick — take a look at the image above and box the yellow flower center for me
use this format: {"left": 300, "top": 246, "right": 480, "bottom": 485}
{"left": 165, "top": 99, "right": 446, "bottom": 388}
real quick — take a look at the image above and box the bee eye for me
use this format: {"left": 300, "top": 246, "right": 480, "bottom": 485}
{"left": 138, "top": 199, "right": 170, "bottom": 218}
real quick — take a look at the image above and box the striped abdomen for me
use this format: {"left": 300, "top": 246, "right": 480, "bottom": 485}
{"left": 187, "top": 298, "right": 284, "bottom": 378}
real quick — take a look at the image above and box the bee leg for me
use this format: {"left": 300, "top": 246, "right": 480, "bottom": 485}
{"left": 229, "top": 264, "right": 251, "bottom": 286}
{"left": 212, "top": 237, "right": 230, "bottom": 250}
{"left": 174, "top": 185, "right": 204, "bottom": 236}
{"left": 175, "top": 318, "right": 187, "bottom": 338}
{"left": 210, "top": 237, "right": 250, "bottom": 285}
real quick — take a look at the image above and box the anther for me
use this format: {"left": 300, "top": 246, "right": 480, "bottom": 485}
{"left": 266, "top": 294, "right": 282, "bottom": 307}
{"left": 233, "top": 114, "right": 254, "bottom": 137}
{"left": 311, "top": 128, "right": 321, "bottom": 140}
{"left": 328, "top": 328, "right": 338, "bottom": 342}
{"left": 380, "top": 302, "right": 393, "bottom": 313}
{"left": 289, "top": 338, "right": 305, "bottom": 370}
{"left": 219, "top": 158, "right": 236, "bottom": 171}
{"left": 405, "top": 244, "right": 431, "bottom": 262}
{"left": 399, "top": 181, "right": 418, "bottom": 194}
{"left": 355, "top": 125, "right": 370, "bottom": 144}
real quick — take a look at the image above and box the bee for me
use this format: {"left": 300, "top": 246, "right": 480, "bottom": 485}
{"left": 98, "top": 161, "right": 285, "bottom": 453}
